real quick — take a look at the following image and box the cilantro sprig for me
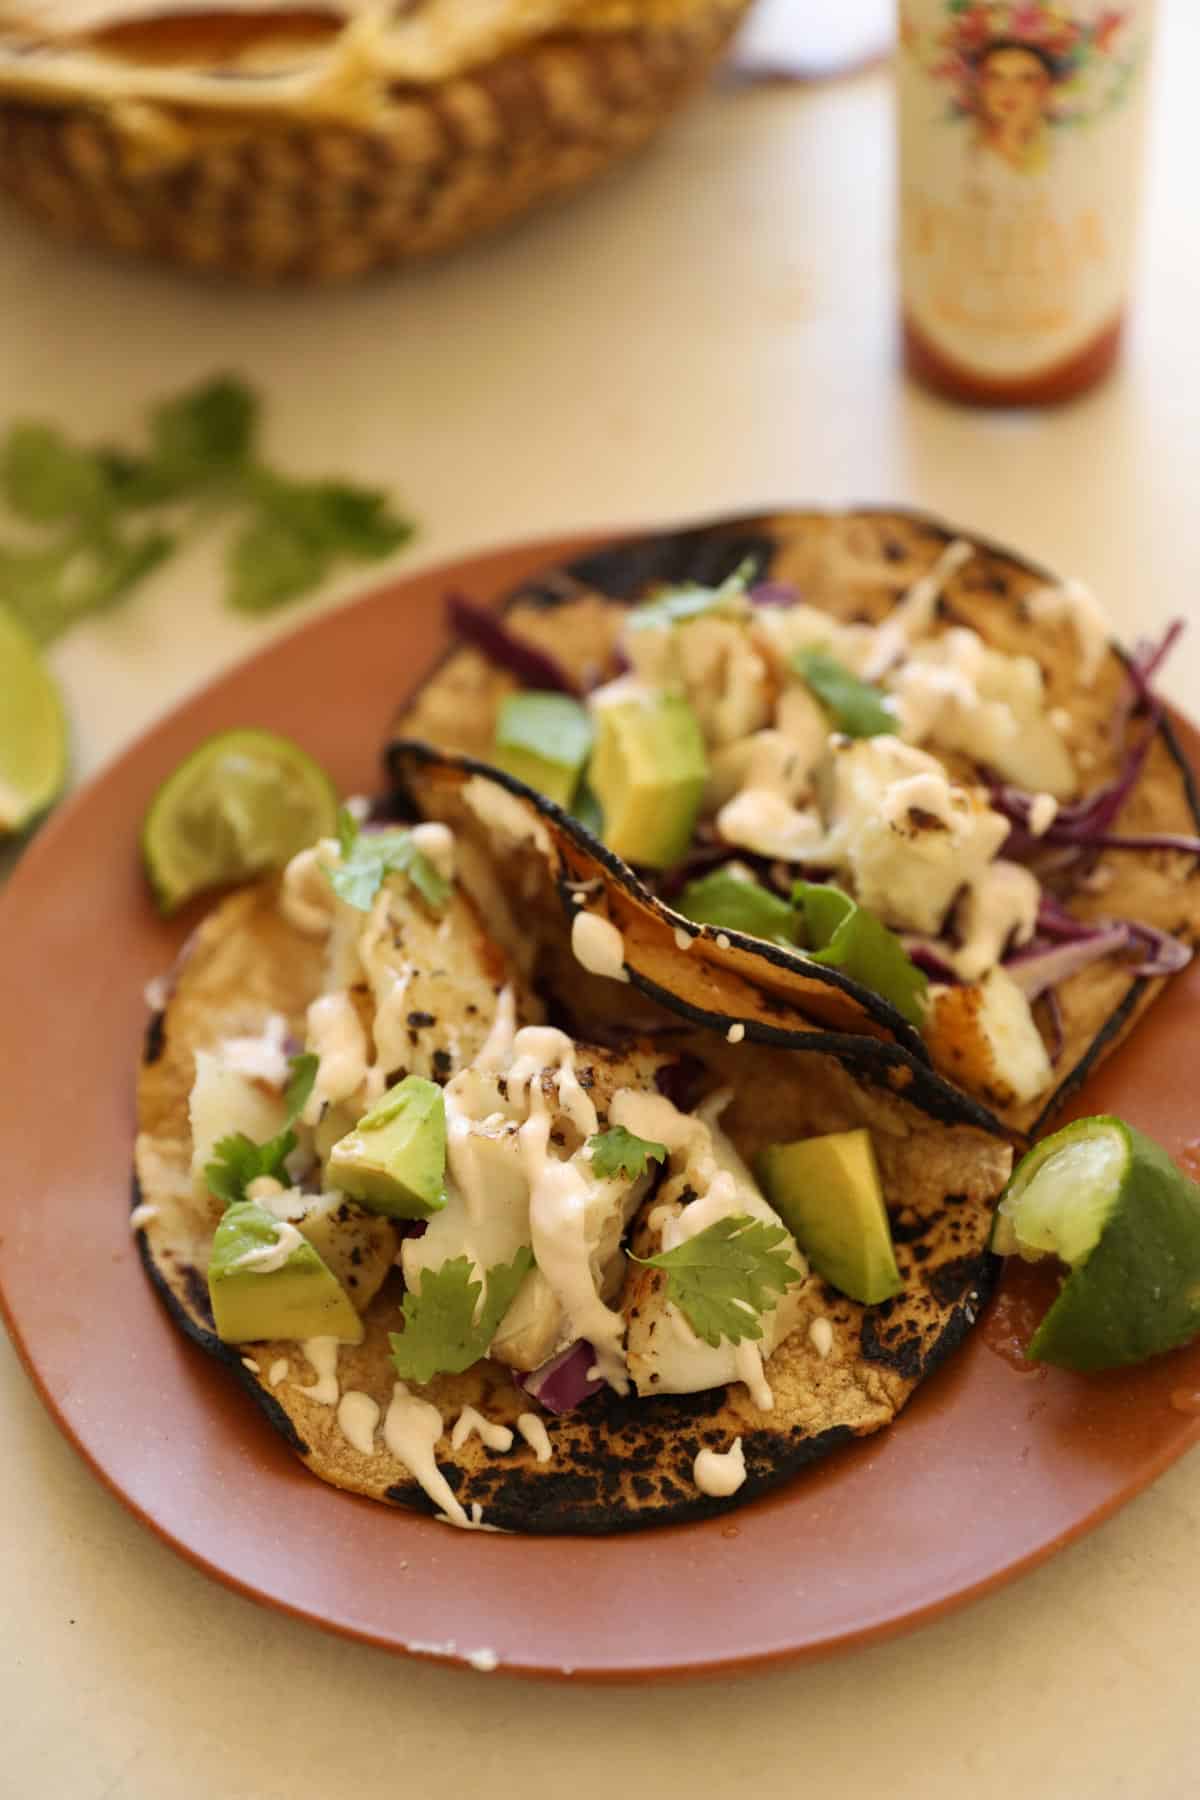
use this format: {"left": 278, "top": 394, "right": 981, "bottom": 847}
{"left": 326, "top": 808, "right": 451, "bottom": 914}
{"left": 204, "top": 1050, "right": 318, "bottom": 1208}
{"left": 587, "top": 1125, "right": 668, "bottom": 1182}
{"left": 792, "top": 647, "right": 895, "bottom": 739}
{"left": 627, "top": 558, "right": 758, "bottom": 633}
{"left": 388, "top": 1248, "right": 535, "bottom": 1384}
{"left": 0, "top": 375, "right": 416, "bottom": 645}
{"left": 631, "top": 1213, "right": 803, "bottom": 1348}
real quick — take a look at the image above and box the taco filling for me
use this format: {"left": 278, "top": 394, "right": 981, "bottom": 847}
{"left": 135, "top": 795, "right": 1013, "bottom": 1532}
{"left": 393, "top": 511, "right": 1200, "bottom": 1133}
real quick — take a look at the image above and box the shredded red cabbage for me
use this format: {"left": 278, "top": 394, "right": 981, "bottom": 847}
{"left": 1006, "top": 911, "right": 1190, "bottom": 998}
{"left": 1041, "top": 988, "right": 1065, "bottom": 1065}
{"left": 654, "top": 1053, "right": 707, "bottom": 1114}
{"left": 749, "top": 580, "right": 801, "bottom": 608}
{"left": 445, "top": 592, "right": 579, "bottom": 695}
{"left": 518, "top": 1340, "right": 604, "bottom": 1414}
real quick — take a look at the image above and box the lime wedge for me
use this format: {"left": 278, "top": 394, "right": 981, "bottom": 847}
{"left": 142, "top": 727, "right": 338, "bottom": 914}
{"left": 994, "top": 1116, "right": 1200, "bottom": 1371}
{"left": 0, "top": 606, "right": 69, "bottom": 837}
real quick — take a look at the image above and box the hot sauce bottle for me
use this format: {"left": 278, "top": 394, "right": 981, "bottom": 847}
{"left": 898, "top": 2, "right": 1157, "bottom": 405}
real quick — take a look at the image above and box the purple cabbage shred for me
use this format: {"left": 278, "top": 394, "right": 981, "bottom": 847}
{"left": 445, "top": 591, "right": 579, "bottom": 695}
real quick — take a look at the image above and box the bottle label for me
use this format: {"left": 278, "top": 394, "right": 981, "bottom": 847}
{"left": 899, "top": 1, "right": 1155, "bottom": 379}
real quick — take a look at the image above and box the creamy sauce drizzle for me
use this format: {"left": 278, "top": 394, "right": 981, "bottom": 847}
{"left": 299, "top": 1335, "right": 341, "bottom": 1406}
{"left": 734, "top": 1340, "right": 774, "bottom": 1411}
{"left": 809, "top": 1316, "right": 834, "bottom": 1359}
{"left": 864, "top": 538, "right": 974, "bottom": 680}
{"left": 129, "top": 1202, "right": 158, "bottom": 1231}
{"left": 571, "top": 911, "right": 629, "bottom": 984}
{"left": 303, "top": 989, "right": 369, "bottom": 1122}
{"left": 280, "top": 841, "right": 340, "bottom": 936}
{"left": 268, "top": 1358, "right": 290, "bottom": 1387}
{"left": 726, "top": 1023, "right": 745, "bottom": 1044}
{"left": 383, "top": 1382, "right": 468, "bottom": 1526}
{"left": 229, "top": 1219, "right": 304, "bottom": 1275}
{"left": 451, "top": 1405, "right": 515, "bottom": 1453}
{"left": 1029, "top": 792, "right": 1059, "bottom": 837}
{"left": 475, "top": 983, "right": 517, "bottom": 1073}
{"left": 674, "top": 927, "right": 694, "bottom": 952}
{"left": 410, "top": 821, "right": 456, "bottom": 883}
{"left": 337, "top": 1390, "right": 381, "bottom": 1455}
{"left": 693, "top": 1438, "right": 747, "bottom": 1497}
{"left": 516, "top": 1412, "right": 553, "bottom": 1464}
{"left": 241, "top": 1357, "right": 260, "bottom": 1374}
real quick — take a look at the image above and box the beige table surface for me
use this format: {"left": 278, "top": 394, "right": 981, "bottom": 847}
{"left": 3, "top": 6, "right": 1200, "bottom": 1796}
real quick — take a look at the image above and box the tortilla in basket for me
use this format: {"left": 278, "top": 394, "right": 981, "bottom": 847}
{"left": 389, "top": 508, "right": 1200, "bottom": 1138}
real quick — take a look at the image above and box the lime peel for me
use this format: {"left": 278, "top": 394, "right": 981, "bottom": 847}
{"left": 141, "top": 727, "right": 338, "bottom": 914}
{"left": 995, "top": 1116, "right": 1200, "bottom": 1371}
{"left": 0, "top": 606, "right": 69, "bottom": 836}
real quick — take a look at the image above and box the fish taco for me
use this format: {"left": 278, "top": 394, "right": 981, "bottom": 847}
{"left": 391, "top": 509, "right": 1200, "bottom": 1137}
{"left": 134, "top": 786, "right": 1012, "bottom": 1532}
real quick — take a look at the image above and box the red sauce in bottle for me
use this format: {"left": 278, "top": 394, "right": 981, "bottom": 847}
{"left": 897, "top": 3, "right": 1155, "bottom": 406}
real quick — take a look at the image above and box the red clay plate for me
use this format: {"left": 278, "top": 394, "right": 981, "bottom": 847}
{"left": 2, "top": 525, "right": 1200, "bottom": 1684}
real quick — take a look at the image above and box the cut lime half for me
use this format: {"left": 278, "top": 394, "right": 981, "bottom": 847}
{"left": 142, "top": 727, "right": 338, "bottom": 914}
{"left": 994, "top": 1116, "right": 1200, "bottom": 1371}
{"left": 0, "top": 606, "right": 69, "bottom": 837}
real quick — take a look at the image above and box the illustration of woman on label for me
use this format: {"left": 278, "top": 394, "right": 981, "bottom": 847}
{"left": 906, "top": 3, "right": 1141, "bottom": 177}
{"left": 973, "top": 39, "right": 1060, "bottom": 170}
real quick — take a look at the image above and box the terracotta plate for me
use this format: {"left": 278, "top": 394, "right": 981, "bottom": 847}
{"left": 2, "top": 527, "right": 1200, "bottom": 1683}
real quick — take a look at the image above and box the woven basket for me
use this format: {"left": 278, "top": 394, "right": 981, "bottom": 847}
{"left": 0, "top": 6, "right": 747, "bottom": 282}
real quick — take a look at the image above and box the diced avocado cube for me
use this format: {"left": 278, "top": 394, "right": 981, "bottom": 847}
{"left": 494, "top": 693, "right": 593, "bottom": 809}
{"left": 296, "top": 1193, "right": 397, "bottom": 1313}
{"left": 326, "top": 1075, "right": 447, "bottom": 1219}
{"left": 756, "top": 1129, "right": 903, "bottom": 1306}
{"left": 208, "top": 1201, "right": 364, "bottom": 1344}
{"left": 589, "top": 694, "right": 708, "bottom": 869}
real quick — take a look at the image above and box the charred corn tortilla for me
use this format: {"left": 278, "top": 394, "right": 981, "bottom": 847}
{"left": 135, "top": 839, "right": 1011, "bottom": 1532}
{"left": 390, "top": 509, "right": 1200, "bottom": 1138}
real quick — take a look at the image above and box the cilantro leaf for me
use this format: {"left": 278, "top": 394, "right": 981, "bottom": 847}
{"left": 227, "top": 511, "right": 328, "bottom": 613}
{"left": 204, "top": 1127, "right": 297, "bottom": 1208}
{"left": 326, "top": 810, "right": 450, "bottom": 913}
{"left": 148, "top": 374, "right": 257, "bottom": 491}
{"left": 792, "top": 648, "right": 895, "bottom": 738}
{"left": 793, "top": 882, "right": 928, "bottom": 1028}
{"left": 388, "top": 1248, "right": 535, "bottom": 1384}
{"left": 587, "top": 1125, "right": 668, "bottom": 1182}
{"left": 631, "top": 1213, "right": 803, "bottom": 1348}
{"left": 0, "top": 525, "right": 173, "bottom": 646}
{"left": 0, "top": 423, "right": 109, "bottom": 523}
{"left": 203, "top": 1052, "right": 318, "bottom": 1207}
{"left": 284, "top": 1051, "right": 319, "bottom": 1121}
{"left": 628, "top": 558, "right": 757, "bottom": 633}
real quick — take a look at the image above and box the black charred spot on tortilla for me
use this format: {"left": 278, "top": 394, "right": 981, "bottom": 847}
{"left": 550, "top": 1128, "right": 566, "bottom": 1148}
{"left": 181, "top": 1263, "right": 215, "bottom": 1329}
{"left": 561, "top": 526, "right": 777, "bottom": 602}
{"left": 883, "top": 538, "right": 907, "bottom": 563}
{"left": 385, "top": 1067, "right": 408, "bottom": 1087}
{"left": 944, "top": 1191, "right": 969, "bottom": 1207}
{"left": 926, "top": 1254, "right": 984, "bottom": 1306}
{"left": 496, "top": 1077, "right": 508, "bottom": 1099}
{"left": 432, "top": 1049, "right": 453, "bottom": 1080}
{"left": 631, "top": 1474, "right": 655, "bottom": 1499}
{"left": 465, "top": 1003, "right": 479, "bottom": 1016}
{"left": 859, "top": 1313, "right": 925, "bottom": 1381}
{"left": 819, "top": 1281, "right": 843, "bottom": 1307}
{"left": 909, "top": 1243, "right": 933, "bottom": 1264}
{"left": 350, "top": 1246, "right": 364, "bottom": 1267}
{"left": 889, "top": 1207, "right": 943, "bottom": 1245}
{"left": 142, "top": 1010, "right": 167, "bottom": 1065}
{"left": 407, "top": 1010, "right": 436, "bottom": 1029}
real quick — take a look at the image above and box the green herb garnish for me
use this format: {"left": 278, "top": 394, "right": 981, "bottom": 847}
{"left": 631, "top": 1213, "right": 803, "bottom": 1348}
{"left": 674, "top": 867, "right": 799, "bottom": 947}
{"left": 793, "top": 882, "right": 927, "bottom": 1027}
{"left": 587, "top": 1126, "right": 668, "bottom": 1182}
{"left": 326, "top": 808, "right": 451, "bottom": 914}
{"left": 627, "top": 558, "right": 757, "bottom": 633}
{"left": 791, "top": 648, "right": 895, "bottom": 739}
{"left": 0, "top": 375, "right": 416, "bottom": 645}
{"left": 204, "top": 1050, "right": 319, "bottom": 1207}
{"left": 388, "top": 1248, "right": 535, "bottom": 1383}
